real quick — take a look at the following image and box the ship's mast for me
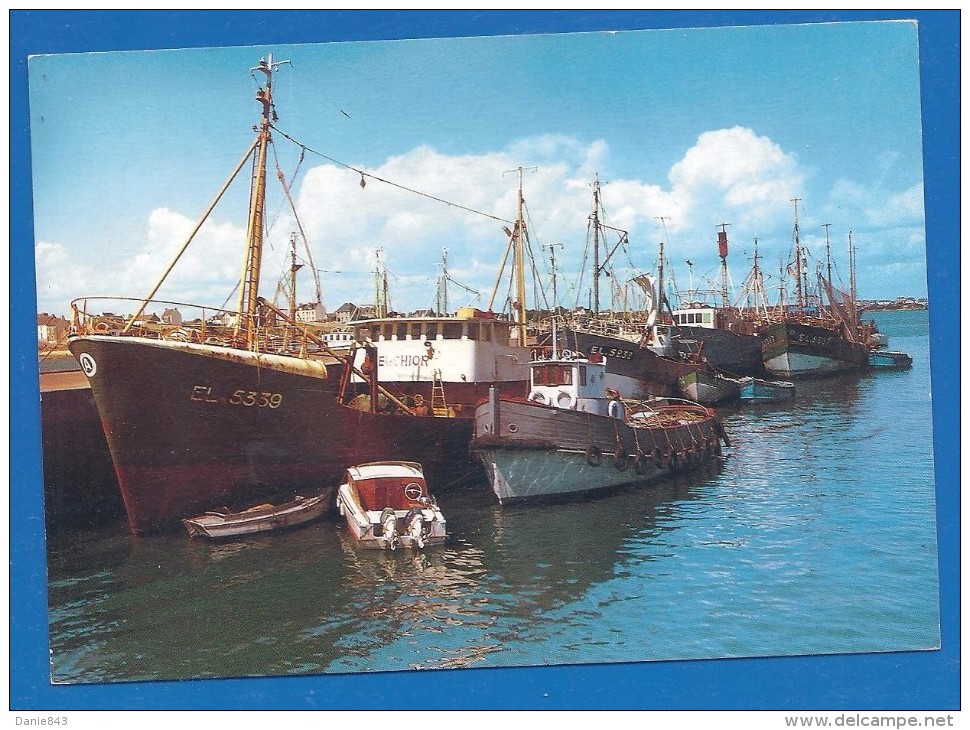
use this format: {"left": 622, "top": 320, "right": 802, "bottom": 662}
{"left": 791, "top": 198, "right": 804, "bottom": 312}
{"left": 382, "top": 266, "right": 390, "bottom": 317}
{"left": 592, "top": 174, "right": 602, "bottom": 317}
{"left": 487, "top": 167, "right": 533, "bottom": 335}
{"left": 823, "top": 222, "right": 833, "bottom": 287}
{"left": 235, "top": 54, "right": 284, "bottom": 348}
{"left": 512, "top": 167, "right": 529, "bottom": 345}
{"left": 276, "top": 162, "right": 323, "bottom": 308}
{"left": 373, "top": 248, "right": 389, "bottom": 318}
{"left": 717, "top": 222, "right": 731, "bottom": 309}
{"left": 288, "top": 231, "right": 302, "bottom": 320}
{"left": 436, "top": 248, "right": 449, "bottom": 316}
{"left": 655, "top": 216, "right": 670, "bottom": 320}
{"left": 751, "top": 237, "right": 762, "bottom": 315}
{"left": 435, "top": 249, "right": 480, "bottom": 315}
{"left": 543, "top": 242, "right": 563, "bottom": 315}
{"left": 777, "top": 255, "right": 788, "bottom": 313}
{"left": 849, "top": 230, "right": 857, "bottom": 304}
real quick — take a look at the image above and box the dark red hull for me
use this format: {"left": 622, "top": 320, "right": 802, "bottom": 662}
{"left": 68, "top": 336, "right": 482, "bottom": 534}
{"left": 40, "top": 383, "right": 125, "bottom": 529}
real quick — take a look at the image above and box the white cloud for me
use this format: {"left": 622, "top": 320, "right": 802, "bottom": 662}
{"left": 119, "top": 208, "right": 257, "bottom": 306}
{"left": 35, "top": 126, "right": 925, "bottom": 314}
{"left": 826, "top": 179, "right": 924, "bottom": 229}
{"left": 289, "top": 129, "right": 809, "bottom": 310}
{"left": 669, "top": 127, "right": 804, "bottom": 213}
{"left": 35, "top": 130, "right": 808, "bottom": 315}
{"left": 35, "top": 241, "right": 69, "bottom": 267}
{"left": 866, "top": 183, "right": 925, "bottom": 227}
{"left": 35, "top": 241, "right": 94, "bottom": 314}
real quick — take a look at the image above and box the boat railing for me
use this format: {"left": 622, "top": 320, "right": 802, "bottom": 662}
{"left": 69, "top": 296, "right": 331, "bottom": 358}
{"left": 569, "top": 316, "right": 647, "bottom": 342}
{"left": 624, "top": 396, "right": 713, "bottom": 425}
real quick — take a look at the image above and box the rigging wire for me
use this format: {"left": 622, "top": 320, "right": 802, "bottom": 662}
{"left": 574, "top": 213, "right": 594, "bottom": 311}
{"left": 522, "top": 201, "right": 551, "bottom": 313}
{"left": 264, "top": 142, "right": 293, "bottom": 238}
{"left": 219, "top": 281, "right": 241, "bottom": 314}
{"left": 270, "top": 124, "right": 514, "bottom": 226}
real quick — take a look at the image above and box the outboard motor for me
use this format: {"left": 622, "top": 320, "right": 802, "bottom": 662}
{"left": 405, "top": 508, "right": 426, "bottom": 549}
{"left": 380, "top": 507, "right": 399, "bottom": 551}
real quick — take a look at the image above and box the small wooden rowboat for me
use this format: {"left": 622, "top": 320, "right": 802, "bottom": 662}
{"left": 182, "top": 494, "right": 329, "bottom": 539}
{"left": 336, "top": 462, "right": 447, "bottom": 550}
{"left": 868, "top": 350, "right": 913, "bottom": 369}
{"left": 737, "top": 376, "right": 795, "bottom": 403}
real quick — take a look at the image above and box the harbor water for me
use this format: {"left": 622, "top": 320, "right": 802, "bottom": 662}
{"left": 45, "top": 310, "right": 940, "bottom": 683}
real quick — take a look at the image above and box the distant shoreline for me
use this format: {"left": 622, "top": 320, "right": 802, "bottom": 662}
{"left": 35, "top": 302, "right": 926, "bottom": 370}
{"left": 858, "top": 303, "right": 929, "bottom": 312}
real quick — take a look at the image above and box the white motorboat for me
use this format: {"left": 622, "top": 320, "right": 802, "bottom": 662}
{"left": 336, "top": 462, "right": 447, "bottom": 550}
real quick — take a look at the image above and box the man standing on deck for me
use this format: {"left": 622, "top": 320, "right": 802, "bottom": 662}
{"left": 607, "top": 389, "right": 626, "bottom": 420}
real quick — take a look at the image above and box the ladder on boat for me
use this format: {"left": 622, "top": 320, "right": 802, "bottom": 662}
{"left": 431, "top": 369, "right": 451, "bottom": 417}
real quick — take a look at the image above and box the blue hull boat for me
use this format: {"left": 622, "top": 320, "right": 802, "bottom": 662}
{"left": 738, "top": 377, "right": 795, "bottom": 403}
{"left": 868, "top": 351, "right": 913, "bottom": 369}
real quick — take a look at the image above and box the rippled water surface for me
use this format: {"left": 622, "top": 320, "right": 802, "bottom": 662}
{"left": 47, "top": 311, "right": 939, "bottom": 683}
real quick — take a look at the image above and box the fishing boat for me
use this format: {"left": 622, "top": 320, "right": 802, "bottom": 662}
{"left": 182, "top": 493, "right": 329, "bottom": 540}
{"left": 321, "top": 328, "right": 355, "bottom": 355}
{"left": 470, "top": 345, "right": 730, "bottom": 504}
{"left": 669, "top": 303, "right": 766, "bottom": 377}
{"left": 341, "top": 237, "right": 532, "bottom": 410}
{"left": 551, "top": 323, "right": 707, "bottom": 399}
{"left": 549, "top": 179, "right": 734, "bottom": 399}
{"left": 336, "top": 462, "right": 447, "bottom": 550}
{"left": 332, "top": 339, "right": 481, "bottom": 488}
{"left": 345, "top": 307, "right": 530, "bottom": 411}
{"left": 69, "top": 56, "right": 346, "bottom": 534}
{"left": 65, "top": 55, "right": 509, "bottom": 534}
{"left": 761, "top": 317, "right": 868, "bottom": 377}
{"left": 761, "top": 202, "right": 869, "bottom": 377}
{"left": 667, "top": 226, "right": 768, "bottom": 377}
{"left": 737, "top": 376, "right": 795, "bottom": 403}
{"left": 677, "top": 368, "right": 742, "bottom": 405}
{"left": 867, "top": 350, "right": 913, "bottom": 369}
{"left": 39, "top": 355, "right": 125, "bottom": 531}
{"left": 321, "top": 177, "right": 546, "bottom": 486}
{"left": 558, "top": 295, "right": 740, "bottom": 401}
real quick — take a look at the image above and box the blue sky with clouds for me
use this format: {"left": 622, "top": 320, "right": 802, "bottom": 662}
{"left": 28, "top": 20, "right": 926, "bottom": 318}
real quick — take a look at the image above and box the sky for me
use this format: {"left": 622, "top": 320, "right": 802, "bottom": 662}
{"left": 28, "top": 20, "right": 927, "bottom": 319}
